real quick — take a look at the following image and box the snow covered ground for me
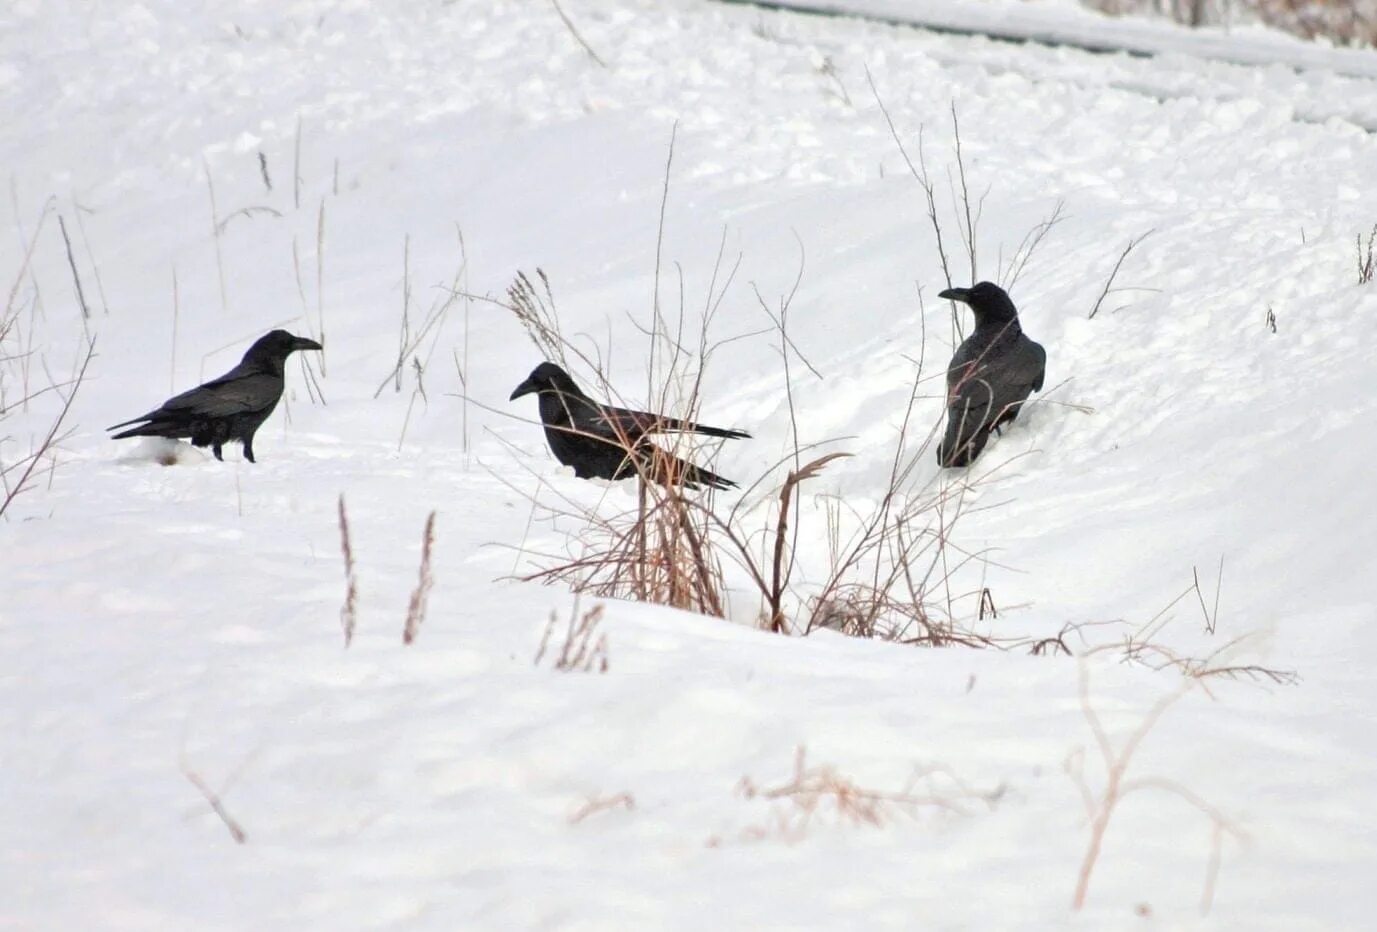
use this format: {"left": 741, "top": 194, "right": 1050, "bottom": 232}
{"left": 3, "top": 0, "right": 1376, "bottom": 928}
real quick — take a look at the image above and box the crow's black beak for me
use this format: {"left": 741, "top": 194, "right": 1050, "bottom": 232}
{"left": 294, "top": 336, "right": 324, "bottom": 352}
{"left": 510, "top": 377, "right": 539, "bottom": 401}
{"left": 938, "top": 287, "right": 971, "bottom": 304}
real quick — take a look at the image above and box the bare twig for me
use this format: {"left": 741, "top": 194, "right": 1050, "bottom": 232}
{"left": 57, "top": 215, "right": 90, "bottom": 321}
{"left": 550, "top": 0, "right": 607, "bottom": 67}
{"left": 181, "top": 766, "right": 248, "bottom": 844}
{"left": 214, "top": 205, "right": 283, "bottom": 234}
{"left": 1359, "top": 224, "right": 1376, "bottom": 285}
{"left": 1089, "top": 230, "right": 1154, "bottom": 319}
{"left": 204, "top": 159, "right": 229, "bottom": 314}
{"left": 569, "top": 791, "right": 634, "bottom": 823}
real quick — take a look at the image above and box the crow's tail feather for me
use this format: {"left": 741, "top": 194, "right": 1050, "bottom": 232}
{"left": 109, "top": 419, "right": 187, "bottom": 441}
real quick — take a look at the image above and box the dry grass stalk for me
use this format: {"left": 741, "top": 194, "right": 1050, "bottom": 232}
{"left": 549, "top": 0, "right": 607, "bottom": 67}
{"left": 315, "top": 198, "right": 327, "bottom": 374}
{"left": 56, "top": 215, "right": 90, "bottom": 322}
{"left": 375, "top": 229, "right": 465, "bottom": 399}
{"left": 214, "top": 205, "right": 283, "bottom": 235}
{"left": 1359, "top": 224, "right": 1376, "bottom": 285}
{"left": 568, "top": 791, "right": 634, "bottom": 824}
{"left": 337, "top": 494, "right": 358, "bottom": 648}
{"left": 1089, "top": 230, "right": 1154, "bottom": 319}
{"left": 535, "top": 601, "right": 609, "bottom": 672}
{"left": 71, "top": 206, "right": 110, "bottom": 317}
{"left": 402, "top": 511, "right": 437, "bottom": 645}
{"left": 181, "top": 765, "right": 248, "bottom": 844}
{"left": 1001, "top": 199, "right": 1067, "bottom": 292}
{"left": 293, "top": 115, "right": 302, "bottom": 210}
{"left": 203, "top": 159, "right": 228, "bottom": 314}
{"left": 764, "top": 453, "right": 852, "bottom": 632}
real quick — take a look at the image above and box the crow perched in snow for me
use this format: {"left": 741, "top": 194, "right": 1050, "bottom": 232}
{"left": 108, "top": 329, "right": 323, "bottom": 463}
{"left": 509, "top": 362, "right": 749, "bottom": 491}
{"left": 937, "top": 282, "right": 1046, "bottom": 468}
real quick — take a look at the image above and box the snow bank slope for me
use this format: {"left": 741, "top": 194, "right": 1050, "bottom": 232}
{"left": 3, "top": 0, "right": 1376, "bottom": 928}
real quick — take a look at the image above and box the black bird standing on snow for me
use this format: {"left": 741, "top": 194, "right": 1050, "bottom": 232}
{"left": 509, "top": 362, "right": 749, "bottom": 490}
{"left": 937, "top": 282, "right": 1046, "bottom": 468}
{"left": 108, "top": 329, "right": 323, "bottom": 463}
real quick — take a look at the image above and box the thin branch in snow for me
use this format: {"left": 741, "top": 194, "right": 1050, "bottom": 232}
{"left": 57, "top": 215, "right": 90, "bottom": 324}
{"left": 550, "top": 0, "right": 607, "bottom": 68}
{"left": 1089, "top": 230, "right": 1154, "bottom": 319}
{"left": 181, "top": 765, "right": 248, "bottom": 845}
{"left": 569, "top": 791, "right": 634, "bottom": 824}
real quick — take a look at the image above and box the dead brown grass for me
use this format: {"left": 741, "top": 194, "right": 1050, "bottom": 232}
{"left": 402, "top": 510, "right": 437, "bottom": 645}
{"left": 535, "top": 601, "right": 609, "bottom": 673}
{"left": 715, "top": 745, "right": 1002, "bottom": 845}
{"left": 337, "top": 494, "right": 358, "bottom": 648}
{"left": 1084, "top": 0, "right": 1377, "bottom": 46}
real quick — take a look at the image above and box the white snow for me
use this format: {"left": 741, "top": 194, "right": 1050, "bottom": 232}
{"left": 3, "top": 0, "right": 1377, "bottom": 928}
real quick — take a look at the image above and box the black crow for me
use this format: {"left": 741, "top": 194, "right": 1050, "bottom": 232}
{"left": 509, "top": 362, "right": 749, "bottom": 490}
{"left": 109, "top": 329, "right": 323, "bottom": 463}
{"left": 937, "top": 282, "right": 1046, "bottom": 468}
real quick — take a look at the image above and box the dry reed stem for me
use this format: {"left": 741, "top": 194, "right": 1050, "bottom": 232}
{"left": 550, "top": 0, "right": 607, "bottom": 67}
{"left": 1089, "top": 230, "right": 1154, "bottom": 319}
{"left": 56, "top": 215, "right": 90, "bottom": 322}
{"left": 203, "top": 159, "right": 228, "bottom": 314}
{"left": 315, "top": 199, "right": 327, "bottom": 374}
{"left": 337, "top": 494, "right": 358, "bottom": 647}
{"left": 293, "top": 115, "right": 302, "bottom": 210}
{"left": 1359, "top": 224, "right": 1376, "bottom": 285}
{"left": 402, "top": 511, "right": 437, "bottom": 645}
{"left": 181, "top": 766, "right": 248, "bottom": 844}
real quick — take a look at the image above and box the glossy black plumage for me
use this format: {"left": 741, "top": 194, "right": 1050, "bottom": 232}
{"left": 109, "top": 329, "right": 322, "bottom": 463}
{"left": 510, "top": 362, "right": 748, "bottom": 490}
{"left": 937, "top": 283, "right": 1046, "bottom": 468}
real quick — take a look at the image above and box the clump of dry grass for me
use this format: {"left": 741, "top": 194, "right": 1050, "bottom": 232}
{"left": 498, "top": 263, "right": 1002, "bottom": 646}
{"left": 1084, "top": 0, "right": 1377, "bottom": 46}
